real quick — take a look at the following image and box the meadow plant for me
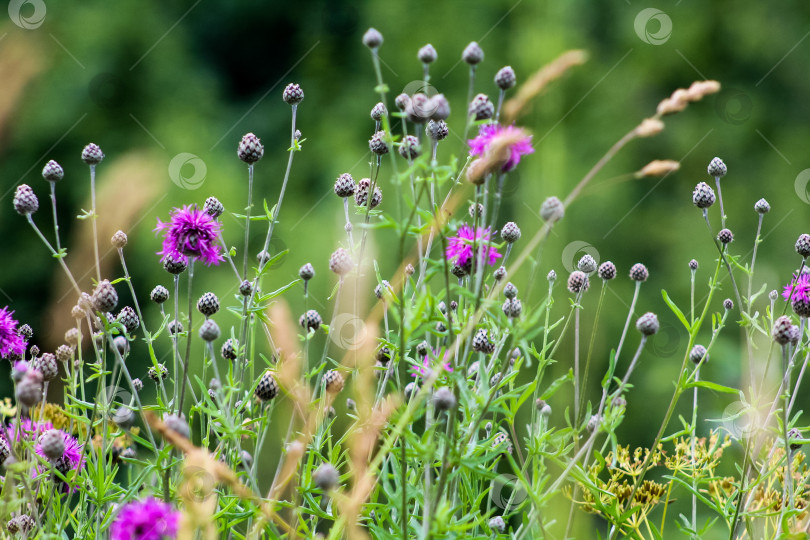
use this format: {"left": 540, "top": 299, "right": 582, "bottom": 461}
{"left": 1, "top": 27, "right": 808, "bottom": 540}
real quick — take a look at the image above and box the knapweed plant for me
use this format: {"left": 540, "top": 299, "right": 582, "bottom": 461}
{"left": 0, "top": 27, "right": 806, "bottom": 540}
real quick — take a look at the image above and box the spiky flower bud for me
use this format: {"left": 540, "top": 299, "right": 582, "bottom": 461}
{"left": 769, "top": 289, "right": 779, "bottom": 302}
{"left": 132, "top": 378, "right": 143, "bottom": 391}
{"left": 492, "top": 432, "right": 512, "bottom": 454}
{"left": 707, "top": 157, "right": 727, "bottom": 178}
{"left": 418, "top": 44, "right": 437, "bottom": 63}
{"left": 151, "top": 285, "right": 169, "bottom": 304}
{"left": 773, "top": 316, "right": 793, "bottom": 345}
{"left": 394, "top": 93, "right": 410, "bottom": 112}
{"left": 723, "top": 298, "right": 734, "bottom": 311}
{"left": 199, "top": 319, "right": 220, "bottom": 342}
{"left": 221, "top": 338, "right": 237, "bottom": 360}
{"left": 432, "top": 387, "right": 456, "bottom": 411}
{"left": 468, "top": 203, "right": 484, "bottom": 219}
{"left": 148, "top": 363, "right": 168, "bottom": 382}
{"left": 13, "top": 184, "right": 38, "bottom": 215}
{"left": 64, "top": 328, "right": 80, "bottom": 347}
{"left": 494, "top": 265, "right": 506, "bottom": 281}
{"left": 567, "top": 271, "right": 589, "bottom": 294}
{"left": 547, "top": 269, "right": 557, "bottom": 282}
{"left": 299, "top": 263, "right": 315, "bottom": 281}
{"left": 38, "top": 429, "right": 65, "bottom": 461}
{"left": 355, "top": 178, "right": 382, "bottom": 208}
{"left": 689, "top": 344, "right": 707, "bottom": 365}
{"left": 374, "top": 280, "right": 392, "bottom": 300}
{"left": 495, "top": 66, "right": 516, "bottom": 89}
{"left": 299, "top": 309, "right": 322, "bottom": 331}
{"left": 370, "top": 102, "right": 387, "bottom": 121}
{"left": 168, "top": 320, "right": 183, "bottom": 335}
{"left": 430, "top": 94, "right": 450, "bottom": 121}
{"left": 323, "top": 369, "right": 345, "bottom": 394}
{"left": 282, "top": 83, "right": 304, "bottom": 105}
{"left": 362, "top": 27, "right": 383, "bottom": 49}
{"left": 689, "top": 259, "right": 698, "bottom": 271}
{"left": 42, "top": 160, "right": 64, "bottom": 181}
{"left": 629, "top": 263, "right": 649, "bottom": 282}
{"left": 426, "top": 119, "right": 449, "bottom": 141}
{"left": 587, "top": 414, "right": 601, "bottom": 433}
{"left": 117, "top": 306, "right": 139, "bottom": 333}
{"left": 406, "top": 93, "right": 431, "bottom": 123}
{"left": 472, "top": 329, "right": 495, "bottom": 354}
{"left": 540, "top": 196, "right": 564, "bottom": 222}
{"left": 717, "top": 228, "right": 734, "bottom": 245}
{"left": 255, "top": 370, "right": 279, "bottom": 401}
{"left": 636, "top": 312, "right": 660, "bottom": 336}
{"left": 34, "top": 353, "right": 58, "bottom": 381}
{"left": 692, "top": 182, "right": 716, "bottom": 209}
{"left": 197, "top": 292, "right": 220, "bottom": 317}
{"left": 462, "top": 41, "right": 484, "bottom": 65}
{"left": 92, "top": 280, "right": 118, "bottom": 312}
{"left": 502, "top": 298, "right": 522, "bottom": 318}
{"left": 6, "top": 515, "right": 35, "bottom": 534}
{"left": 81, "top": 143, "right": 104, "bottom": 165}
{"left": 113, "top": 336, "right": 129, "bottom": 355}
{"left": 313, "top": 463, "right": 340, "bottom": 490}
{"left": 369, "top": 130, "right": 389, "bottom": 155}
{"left": 500, "top": 222, "right": 521, "bottom": 243}
{"left": 398, "top": 135, "right": 421, "bottom": 160}
{"left": 488, "top": 516, "right": 506, "bottom": 533}
{"left": 796, "top": 234, "right": 810, "bottom": 258}
{"left": 598, "top": 261, "right": 616, "bottom": 280}
{"left": 163, "top": 254, "right": 187, "bottom": 275}
{"left": 577, "top": 254, "right": 597, "bottom": 274}
{"left": 334, "top": 173, "right": 356, "bottom": 198}
{"left": 238, "top": 280, "right": 252, "bottom": 297}
{"left": 112, "top": 407, "right": 135, "bottom": 429}
{"left": 754, "top": 198, "right": 770, "bottom": 214}
{"left": 405, "top": 263, "right": 415, "bottom": 276}
{"left": 18, "top": 324, "right": 32, "bottom": 340}
{"left": 329, "top": 248, "right": 353, "bottom": 276}
{"left": 503, "top": 282, "right": 518, "bottom": 299}
{"left": 16, "top": 372, "right": 42, "bottom": 407}
{"left": 789, "top": 428, "right": 803, "bottom": 451}
{"left": 238, "top": 133, "right": 264, "bottom": 164}
{"left": 204, "top": 196, "right": 224, "bottom": 218}
{"left": 792, "top": 297, "right": 810, "bottom": 318}
{"left": 111, "top": 230, "right": 128, "bottom": 249}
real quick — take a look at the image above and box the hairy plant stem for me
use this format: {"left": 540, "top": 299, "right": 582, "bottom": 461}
{"left": 48, "top": 181, "right": 61, "bottom": 253}
{"left": 579, "top": 280, "right": 608, "bottom": 421}
{"left": 89, "top": 164, "right": 101, "bottom": 282}
{"left": 615, "top": 281, "right": 641, "bottom": 363}
{"left": 177, "top": 260, "right": 194, "bottom": 413}
{"left": 25, "top": 215, "right": 81, "bottom": 296}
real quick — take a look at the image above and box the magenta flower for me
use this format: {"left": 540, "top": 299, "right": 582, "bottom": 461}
{"left": 35, "top": 428, "right": 84, "bottom": 473}
{"left": 111, "top": 498, "right": 180, "bottom": 540}
{"left": 0, "top": 307, "right": 25, "bottom": 359}
{"left": 155, "top": 205, "right": 222, "bottom": 266}
{"left": 5, "top": 420, "right": 85, "bottom": 481}
{"left": 783, "top": 273, "right": 810, "bottom": 303}
{"left": 446, "top": 225, "right": 502, "bottom": 267}
{"left": 411, "top": 349, "right": 453, "bottom": 378}
{"left": 468, "top": 124, "right": 534, "bottom": 172}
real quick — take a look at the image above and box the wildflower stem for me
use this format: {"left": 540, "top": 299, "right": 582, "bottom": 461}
{"left": 690, "top": 266, "right": 696, "bottom": 325}
{"left": 243, "top": 164, "right": 254, "bottom": 279}
{"left": 171, "top": 274, "right": 180, "bottom": 408}
{"left": 177, "top": 260, "right": 194, "bottom": 414}
{"left": 714, "top": 176, "right": 726, "bottom": 228}
{"left": 615, "top": 281, "right": 641, "bottom": 363}
{"left": 48, "top": 182, "right": 61, "bottom": 253}
{"left": 781, "top": 343, "right": 794, "bottom": 516}
{"left": 25, "top": 215, "right": 81, "bottom": 296}
{"left": 89, "top": 164, "right": 101, "bottom": 282}
{"left": 691, "top": 365, "right": 700, "bottom": 537}
{"left": 747, "top": 213, "right": 764, "bottom": 309}
{"left": 580, "top": 280, "right": 608, "bottom": 421}
{"left": 463, "top": 65, "right": 476, "bottom": 140}
{"left": 573, "top": 292, "right": 582, "bottom": 424}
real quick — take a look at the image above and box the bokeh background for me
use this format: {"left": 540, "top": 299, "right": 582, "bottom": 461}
{"left": 1, "top": 0, "right": 810, "bottom": 536}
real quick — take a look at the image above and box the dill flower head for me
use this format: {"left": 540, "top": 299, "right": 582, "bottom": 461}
{"left": 468, "top": 124, "right": 534, "bottom": 172}
{"left": 783, "top": 273, "right": 810, "bottom": 303}
{"left": 111, "top": 498, "right": 180, "bottom": 540}
{"left": 155, "top": 205, "right": 222, "bottom": 266}
{"left": 0, "top": 307, "right": 25, "bottom": 359}
{"left": 445, "top": 225, "right": 502, "bottom": 267}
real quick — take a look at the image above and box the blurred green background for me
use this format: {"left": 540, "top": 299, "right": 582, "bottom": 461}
{"left": 2, "top": 0, "right": 810, "bottom": 536}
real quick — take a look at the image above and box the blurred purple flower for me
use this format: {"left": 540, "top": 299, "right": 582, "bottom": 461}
{"left": 446, "top": 225, "right": 502, "bottom": 267}
{"left": 468, "top": 124, "right": 534, "bottom": 172}
{"left": 783, "top": 273, "right": 810, "bottom": 303}
{"left": 111, "top": 498, "right": 180, "bottom": 540}
{"left": 411, "top": 349, "right": 453, "bottom": 378}
{"left": 155, "top": 205, "right": 222, "bottom": 266}
{"left": 0, "top": 307, "right": 25, "bottom": 359}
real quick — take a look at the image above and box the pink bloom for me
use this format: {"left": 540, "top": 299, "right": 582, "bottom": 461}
{"left": 783, "top": 273, "right": 810, "bottom": 303}
{"left": 35, "top": 428, "right": 84, "bottom": 474}
{"left": 0, "top": 307, "right": 25, "bottom": 359}
{"left": 155, "top": 205, "right": 222, "bottom": 266}
{"left": 468, "top": 124, "right": 534, "bottom": 172}
{"left": 411, "top": 349, "right": 453, "bottom": 378}
{"left": 111, "top": 498, "right": 180, "bottom": 540}
{"left": 5, "top": 420, "right": 85, "bottom": 481}
{"left": 445, "top": 225, "right": 502, "bottom": 267}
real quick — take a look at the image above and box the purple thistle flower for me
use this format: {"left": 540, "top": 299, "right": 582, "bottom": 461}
{"left": 0, "top": 307, "right": 25, "bottom": 359}
{"left": 35, "top": 428, "right": 84, "bottom": 473}
{"left": 445, "top": 225, "right": 502, "bottom": 267}
{"left": 468, "top": 124, "right": 534, "bottom": 172}
{"left": 783, "top": 273, "right": 810, "bottom": 303}
{"left": 6, "top": 418, "right": 52, "bottom": 444}
{"left": 155, "top": 205, "right": 222, "bottom": 266}
{"left": 111, "top": 498, "right": 180, "bottom": 540}
{"left": 411, "top": 349, "right": 453, "bottom": 378}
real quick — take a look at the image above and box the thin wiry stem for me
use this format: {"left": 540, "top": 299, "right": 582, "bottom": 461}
{"left": 89, "top": 164, "right": 101, "bottom": 282}
{"left": 615, "top": 281, "right": 641, "bottom": 363}
{"left": 178, "top": 260, "right": 194, "bottom": 413}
